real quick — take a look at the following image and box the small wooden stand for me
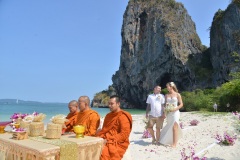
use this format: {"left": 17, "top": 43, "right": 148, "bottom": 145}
{"left": 12, "top": 132, "right": 28, "bottom": 140}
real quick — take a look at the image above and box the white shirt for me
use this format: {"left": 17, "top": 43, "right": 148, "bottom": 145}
{"left": 146, "top": 93, "right": 165, "bottom": 117}
{"left": 213, "top": 103, "right": 217, "bottom": 109}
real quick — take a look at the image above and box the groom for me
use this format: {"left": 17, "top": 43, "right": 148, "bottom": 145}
{"left": 146, "top": 85, "right": 165, "bottom": 144}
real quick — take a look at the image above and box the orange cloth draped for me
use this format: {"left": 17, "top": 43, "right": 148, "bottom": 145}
{"left": 96, "top": 110, "right": 132, "bottom": 160}
{"left": 75, "top": 109, "right": 100, "bottom": 136}
{"left": 63, "top": 111, "right": 79, "bottom": 132}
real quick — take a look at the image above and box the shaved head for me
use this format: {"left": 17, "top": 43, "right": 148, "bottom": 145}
{"left": 69, "top": 100, "right": 78, "bottom": 106}
{"left": 78, "top": 96, "right": 90, "bottom": 105}
{"left": 68, "top": 100, "right": 78, "bottom": 113}
{"left": 78, "top": 96, "right": 90, "bottom": 112}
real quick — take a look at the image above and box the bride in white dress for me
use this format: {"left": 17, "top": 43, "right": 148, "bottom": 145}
{"left": 160, "top": 82, "right": 183, "bottom": 147}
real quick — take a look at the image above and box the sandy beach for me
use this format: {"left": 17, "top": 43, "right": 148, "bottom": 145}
{"left": 122, "top": 112, "right": 240, "bottom": 160}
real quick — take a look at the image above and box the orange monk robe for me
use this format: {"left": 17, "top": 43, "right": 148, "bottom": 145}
{"left": 63, "top": 111, "right": 79, "bottom": 133}
{"left": 96, "top": 110, "right": 132, "bottom": 160}
{"left": 75, "top": 109, "right": 100, "bottom": 136}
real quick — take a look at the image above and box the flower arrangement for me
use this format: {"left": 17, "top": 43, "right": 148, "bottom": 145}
{"left": 10, "top": 113, "right": 29, "bottom": 126}
{"left": 142, "top": 129, "right": 152, "bottom": 138}
{"left": 10, "top": 113, "right": 21, "bottom": 120}
{"left": 10, "top": 113, "right": 28, "bottom": 121}
{"left": 165, "top": 103, "right": 175, "bottom": 115}
{"left": 22, "top": 115, "right": 34, "bottom": 123}
{"left": 190, "top": 119, "right": 199, "bottom": 126}
{"left": 215, "top": 132, "right": 237, "bottom": 146}
{"left": 50, "top": 114, "right": 68, "bottom": 128}
{"left": 23, "top": 112, "right": 40, "bottom": 122}
{"left": 142, "top": 117, "right": 151, "bottom": 138}
{"left": 11, "top": 112, "right": 40, "bottom": 123}
{"left": 32, "top": 111, "right": 39, "bottom": 116}
{"left": 180, "top": 142, "right": 207, "bottom": 160}
{"left": 32, "top": 113, "right": 46, "bottom": 122}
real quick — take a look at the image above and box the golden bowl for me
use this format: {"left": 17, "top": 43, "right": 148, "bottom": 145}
{"left": 73, "top": 125, "right": 85, "bottom": 138}
{"left": 0, "top": 126, "right": 6, "bottom": 134}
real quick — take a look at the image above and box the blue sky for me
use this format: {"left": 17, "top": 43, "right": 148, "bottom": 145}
{"left": 0, "top": 0, "right": 229, "bottom": 103}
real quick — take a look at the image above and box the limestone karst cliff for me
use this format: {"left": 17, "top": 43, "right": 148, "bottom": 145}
{"left": 111, "top": 0, "right": 240, "bottom": 108}
{"left": 112, "top": 0, "right": 203, "bottom": 108}
{"left": 210, "top": 0, "right": 240, "bottom": 85}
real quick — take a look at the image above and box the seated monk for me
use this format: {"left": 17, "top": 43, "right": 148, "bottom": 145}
{"left": 75, "top": 96, "right": 100, "bottom": 136}
{"left": 62, "top": 100, "right": 79, "bottom": 133}
{"left": 96, "top": 95, "right": 132, "bottom": 160}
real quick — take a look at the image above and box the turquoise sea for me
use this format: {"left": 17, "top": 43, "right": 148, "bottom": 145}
{"left": 0, "top": 103, "right": 145, "bottom": 124}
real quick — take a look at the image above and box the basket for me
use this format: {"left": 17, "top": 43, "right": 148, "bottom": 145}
{"left": 20, "top": 121, "right": 31, "bottom": 134}
{"left": 29, "top": 122, "right": 44, "bottom": 137}
{"left": 46, "top": 123, "right": 62, "bottom": 139}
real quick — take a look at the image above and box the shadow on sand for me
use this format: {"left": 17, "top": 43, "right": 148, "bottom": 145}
{"left": 131, "top": 140, "right": 151, "bottom": 146}
{"left": 207, "top": 158, "right": 225, "bottom": 160}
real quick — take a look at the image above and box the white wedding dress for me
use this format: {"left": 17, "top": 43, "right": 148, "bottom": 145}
{"left": 159, "top": 97, "right": 182, "bottom": 145}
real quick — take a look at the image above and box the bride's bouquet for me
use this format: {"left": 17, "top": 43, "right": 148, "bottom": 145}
{"left": 165, "top": 103, "right": 175, "bottom": 115}
{"left": 142, "top": 117, "right": 151, "bottom": 138}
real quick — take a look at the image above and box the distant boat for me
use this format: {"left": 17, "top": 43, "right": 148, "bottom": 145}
{"left": 16, "top": 99, "right": 18, "bottom": 104}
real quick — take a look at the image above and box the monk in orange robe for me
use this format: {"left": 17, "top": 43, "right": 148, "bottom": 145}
{"left": 96, "top": 95, "right": 132, "bottom": 160}
{"left": 75, "top": 96, "right": 100, "bottom": 136}
{"left": 62, "top": 100, "right": 79, "bottom": 133}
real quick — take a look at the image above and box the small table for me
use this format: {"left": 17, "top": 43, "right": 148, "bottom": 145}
{"left": 0, "top": 133, "right": 104, "bottom": 160}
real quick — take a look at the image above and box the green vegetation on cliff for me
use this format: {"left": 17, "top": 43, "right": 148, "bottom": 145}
{"left": 232, "top": 0, "right": 240, "bottom": 7}
{"left": 92, "top": 86, "right": 116, "bottom": 107}
{"left": 213, "top": 0, "right": 240, "bottom": 23}
{"left": 213, "top": 9, "right": 225, "bottom": 23}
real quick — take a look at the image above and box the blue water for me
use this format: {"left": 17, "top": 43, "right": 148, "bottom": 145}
{"left": 0, "top": 103, "right": 145, "bottom": 124}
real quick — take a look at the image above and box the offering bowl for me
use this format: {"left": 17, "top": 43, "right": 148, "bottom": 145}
{"left": 73, "top": 125, "right": 85, "bottom": 138}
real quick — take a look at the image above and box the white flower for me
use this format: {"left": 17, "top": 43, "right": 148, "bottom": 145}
{"left": 22, "top": 115, "right": 34, "bottom": 123}
{"left": 50, "top": 114, "right": 67, "bottom": 124}
{"left": 165, "top": 103, "right": 175, "bottom": 114}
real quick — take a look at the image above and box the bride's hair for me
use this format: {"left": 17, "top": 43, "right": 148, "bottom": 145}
{"left": 167, "top": 82, "right": 178, "bottom": 93}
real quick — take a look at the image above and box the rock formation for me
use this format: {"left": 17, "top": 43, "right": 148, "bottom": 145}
{"left": 111, "top": 0, "right": 240, "bottom": 108}
{"left": 112, "top": 0, "right": 203, "bottom": 108}
{"left": 210, "top": 0, "right": 240, "bottom": 85}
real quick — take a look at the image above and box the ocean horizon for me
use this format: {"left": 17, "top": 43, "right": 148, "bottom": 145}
{"left": 0, "top": 103, "right": 145, "bottom": 124}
